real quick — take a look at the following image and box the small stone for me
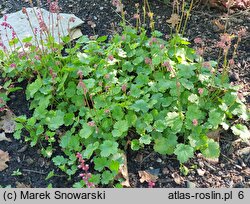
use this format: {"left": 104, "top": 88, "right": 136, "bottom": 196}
{"left": 198, "top": 161, "right": 204, "bottom": 168}
{"left": 162, "top": 167, "right": 169, "bottom": 175}
{"left": 147, "top": 168, "right": 160, "bottom": 176}
{"left": 186, "top": 181, "right": 196, "bottom": 188}
{"left": 93, "top": 16, "right": 98, "bottom": 20}
{"left": 100, "top": 7, "right": 104, "bottom": 10}
{"left": 156, "top": 158, "right": 162, "bottom": 163}
{"left": 26, "top": 157, "right": 34, "bottom": 165}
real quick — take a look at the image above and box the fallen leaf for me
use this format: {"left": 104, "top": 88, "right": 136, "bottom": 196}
{"left": 0, "top": 150, "right": 10, "bottom": 171}
{"left": 0, "top": 132, "right": 11, "bottom": 142}
{"left": 204, "top": 157, "right": 219, "bottom": 164}
{"left": 237, "top": 147, "right": 250, "bottom": 156}
{"left": 116, "top": 153, "right": 130, "bottom": 187}
{"left": 0, "top": 110, "right": 16, "bottom": 133}
{"left": 138, "top": 171, "right": 158, "bottom": 183}
{"left": 212, "top": 19, "right": 225, "bottom": 31}
{"left": 207, "top": 128, "right": 222, "bottom": 141}
{"left": 171, "top": 172, "right": 184, "bottom": 185}
{"left": 15, "top": 182, "right": 31, "bottom": 188}
{"left": 197, "top": 168, "right": 206, "bottom": 176}
{"left": 242, "top": 168, "right": 250, "bottom": 176}
{"left": 166, "top": 14, "right": 180, "bottom": 28}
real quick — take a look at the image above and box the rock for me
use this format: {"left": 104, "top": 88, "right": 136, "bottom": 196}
{"left": 186, "top": 181, "right": 196, "bottom": 188}
{"left": 147, "top": 168, "right": 160, "bottom": 176}
{"left": 156, "top": 158, "right": 162, "bottom": 163}
{"left": 0, "top": 7, "right": 84, "bottom": 51}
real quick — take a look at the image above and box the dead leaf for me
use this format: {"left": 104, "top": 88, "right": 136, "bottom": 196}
{"left": 212, "top": 19, "right": 225, "bottom": 31}
{"left": 0, "top": 149, "right": 10, "bottom": 171}
{"left": 171, "top": 172, "right": 184, "bottom": 185}
{"left": 0, "top": 110, "right": 16, "bottom": 133}
{"left": 242, "top": 168, "right": 250, "bottom": 176}
{"left": 204, "top": 157, "right": 219, "bottom": 164}
{"left": 237, "top": 147, "right": 250, "bottom": 156}
{"left": 207, "top": 128, "right": 222, "bottom": 141}
{"left": 0, "top": 132, "right": 11, "bottom": 142}
{"left": 197, "top": 168, "right": 206, "bottom": 176}
{"left": 15, "top": 182, "right": 31, "bottom": 188}
{"left": 116, "top": 153, "right": 130, "bottom": 187}
{"left": 166, "top": 14, "right": 180, "bottom": 28}
{"left": 138, "top": 171, "right": 158, "bottom": 183}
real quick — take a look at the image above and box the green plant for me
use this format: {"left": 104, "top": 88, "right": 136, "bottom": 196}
{"left": 0, "top": 1, "right": 249, "bottom": 187}
{"left": 11, "top": 169, "right": 22, "bottom": 176}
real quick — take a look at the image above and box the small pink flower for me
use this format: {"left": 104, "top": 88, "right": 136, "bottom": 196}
{"left": 18, "top": 51, "right": 26, "bottom": 59}
{"left": 149, "top": 37, "right": 157, "bottom": 46}
{"left": 121, "top": 84, "right": 127, "bottom": 93}
{"left": 121, "top": 35, "right": 126, "bottom": 41}
{"left": 162, "top": 61, "right": 173, "bottom": 71}
{"left": 196, "top": 48, "right": 204, "bottom": 56}
{"left": 108, "top": 55, "right": 114, "bottom": 61}
{"left": 49, "top": 1, "right": 60, "bottom": 13}
{"left": 194, "top": 37, "right": 202, "bottom": 44}
{"left": 133, "top": 13, "right": 140, "bottom": 19}
{"left": 69, "top": 17, "right": 76, "bottom": 23}
{"left": 77, "top": 70, "right": 83, "bottom": 78}
{"left": 192, "top": 119, "right": 198, "bottom": 126}
{"left": 87, "top": 121, "right": 95, "bottom": 127}
{"left": 112, "top": 0, "right": 123, "bottom": 12}
{"left": 10, "top": 63, "right": 16, "bottom": 68}
{"left": 165, "top": 34, "right": 170, "bottom": 39}
{"left": 229, "top": 59, "right": 234, "bottom": 66}
{"left": 35, "top": 55, "right": 41, "bottom": 60}
{"left": 145, "top": 57, "right": 152, "bottom": 65}
{"left": 202, "top": 61, "right": 211, "bottom": 68}
{"left": 24, "top": 42, "right": 32, "bottom": 48}
{"left": 238, "top": 28, "right": 246, "bottom": 38}
{"left": 34, "top": 28, "right": 38, "bottom": 35}
{"left": 105, "top": 109, "right": 110, "bottom": 114}
{"left": 198, "top": 88, "right": 203, "bottom": 95}
{"left": 22, "top": 7, "right": 27, "bottom": 14}
{"left": 3, "top": 15, "right": 7, "bottom": 21}
{"left": 148, "top": 181, "right": 155, "bottom": 188}
{"left": 104, "top": 74, "right": 110, "bottom": 79}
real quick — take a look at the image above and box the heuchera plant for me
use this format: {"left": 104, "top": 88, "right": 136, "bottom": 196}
{"left": 0, "top": 2, "right": 249, "bottom": 187}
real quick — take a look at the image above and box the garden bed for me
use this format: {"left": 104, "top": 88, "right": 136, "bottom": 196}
{"left": 0, "top": 0, "right": 249, "bottom": 188}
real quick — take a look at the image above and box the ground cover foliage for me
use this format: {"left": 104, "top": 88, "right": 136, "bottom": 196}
{"left": 0, "top": 0, "right": 249, "bottom": 187}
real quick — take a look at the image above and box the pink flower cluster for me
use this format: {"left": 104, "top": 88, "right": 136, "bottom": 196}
{"left": 216, "top": 33, "right": 231, "bottom": 53}
{"left": 145, "top": 57, "right": 152, "bottom": 65}
{"left": 162, "top": 61, "right": 173, "bottom": 72}
{"left": 76, "top": 152, "right": 95, "bottom": 188}
{"left": 1, "top": 19, "right": 17, "bottom": 40}
{"left": 49, "top": 0, "right": 60, "bottom": 13}
{"left": 112, "top": 0, "right": 123, "bottom": 13}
